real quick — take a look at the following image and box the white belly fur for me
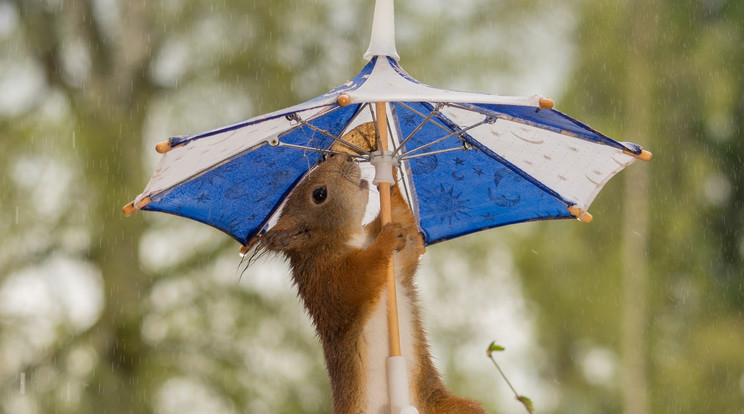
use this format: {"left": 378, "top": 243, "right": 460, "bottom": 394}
{"left": 362, "top": 262, "right": 416, "bottom": 414}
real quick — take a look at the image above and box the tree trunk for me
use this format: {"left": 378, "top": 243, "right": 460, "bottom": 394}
{"left": 621, "top": 1, "right": 656, "bottom": 413}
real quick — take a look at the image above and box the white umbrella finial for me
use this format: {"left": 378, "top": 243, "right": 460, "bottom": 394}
{"left": 364, "top": 0, "right": 400, "bottom": 61}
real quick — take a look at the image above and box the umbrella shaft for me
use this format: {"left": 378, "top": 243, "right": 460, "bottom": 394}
{"left": 376, "top": 101, "right": 403, "bottom": 358}
{"left": 379, "top": 181, "right": 401, "bottom": 357}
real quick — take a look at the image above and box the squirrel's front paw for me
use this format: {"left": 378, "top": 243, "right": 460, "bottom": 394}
{"left": 379, "top": 223, "right": 406, "bottom": 252}
{"left": 407, "top": 232, "right": 426, "bottom": 255}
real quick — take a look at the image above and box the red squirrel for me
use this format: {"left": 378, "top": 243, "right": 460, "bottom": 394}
{"left": 254, "top": 124, "right": 485, "bottom": 414}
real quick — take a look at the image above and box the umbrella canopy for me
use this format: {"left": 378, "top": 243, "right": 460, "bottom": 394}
{"left": 125, "top": 55, "right": 650, "bottom": 247}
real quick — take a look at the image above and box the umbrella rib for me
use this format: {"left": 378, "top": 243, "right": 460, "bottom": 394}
{"left": 295, "top": 121, "right": 369, "bottom": 155}
{"left": 401, "top": 119, "right": 485, "bottom": 158}
{"left": 327, "top": 102, "right": 378, "bottom": 155}
{"left": 274, "top": 141, "right": 329, "bottom": 154}
{"left": 276, "top": 142, "right": 367, "bottom": 160}
{"left": 401, "top": 145, "right": 469, "bottom": 160}
{"left": 397, "top": 102, "right": 454, "bottom": 135}
{"left": 393, "top": 103, "right": 444, "bottom": 156}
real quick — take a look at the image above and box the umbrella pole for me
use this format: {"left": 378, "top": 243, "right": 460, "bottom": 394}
{"left": 375, "top": 102, "right": 418, "bottom": 414}
{"left": 375, "top": 101, "right": 402, "bottom": 357}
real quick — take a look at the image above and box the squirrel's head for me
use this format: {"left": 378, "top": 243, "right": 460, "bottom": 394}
{"left": 259, "top": 153, "right": 369, "bottom": 253}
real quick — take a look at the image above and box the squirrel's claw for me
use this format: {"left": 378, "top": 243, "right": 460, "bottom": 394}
{"left": 379, "top": 222, "right": 406, "bottom": 252}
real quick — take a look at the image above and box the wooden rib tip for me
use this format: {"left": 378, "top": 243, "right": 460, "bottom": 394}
{"left": 123, "top": 197, "right": 152, "bottom": 217}
{"left": 337, "top": 94, "right": 352, "bottom": 107}
{"left": 623, "top": 148, "right": 653, "bottom": 161}
{"left": 122, "top": 201, "right": 137, "bottom": 217}
{"left": 239, "top": 244, "right": 250, "bottom": 256}
{"left": 568, "top": 206, "right": 593, "bottom": 223}
{"left": 155, "top": 140, "right": 172, "bottom": 154}
{"left": 538, "top": 97, "right": 554, "bottom": 110}
{"left": 138, "top": 197, "right": 152, "bottom": 209}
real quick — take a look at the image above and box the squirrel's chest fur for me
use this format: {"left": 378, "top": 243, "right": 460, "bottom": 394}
{"left": 289, "top": 231, "right": 419, "bottom": 413}
{"left": 350, "top": 233, "right": 418, "bottom": 414}
{"left": 361, "top": 277, "right": 417, "bottom": 414}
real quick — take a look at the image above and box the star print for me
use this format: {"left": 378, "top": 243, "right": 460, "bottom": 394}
{"left": 195, "top": 174, "right": 217, "bottom": 191}
{"left": 420, "top": 184, "right": 471, "bottom": 225}
{"left": 196, "top": 193, "right": 211, "bottom": 203}
{"left": 401, "top": 112, "right": 418, "bottom": 127}
{"left": 473, "top": 168, "right": 484, "bottom": 176}
{"left": 453, "top": 157, "right": 465, "bottom": 166}
{"left": 218, "top": 211, "right": 244, "bottom": 230}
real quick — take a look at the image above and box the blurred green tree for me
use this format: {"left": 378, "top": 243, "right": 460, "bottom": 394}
{"left": 513, "top": 0, "right": 744, "bottom": 413}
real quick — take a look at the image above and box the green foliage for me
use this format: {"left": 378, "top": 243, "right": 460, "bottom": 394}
{"left": 487, "top": 341, "right": 506, "bottom": 356}
{"left": 517, "top": 395, "right": 534, "bottom": 413}
{"left": 513, "top": 0, "right": 744, "bottom": 413}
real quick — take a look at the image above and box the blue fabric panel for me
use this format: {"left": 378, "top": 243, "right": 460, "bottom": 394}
{"left": 387, "top": 57, "right": 422, "bottom": 85}
{"left": 393, "top": 102, "right": 573, "bottom": 245}
{"left": 144, "top": 104, "right": 360, "bottom": 244}
{"left": 145, "top": 144, "right": 319, "bottom": 244}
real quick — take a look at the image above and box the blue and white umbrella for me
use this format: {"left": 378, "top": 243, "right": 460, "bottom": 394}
{"left": 124, "top": 54, "right": 650, "bottom": 246}
{"left": 124, "top": 1, "right": 650, "bottom": 411}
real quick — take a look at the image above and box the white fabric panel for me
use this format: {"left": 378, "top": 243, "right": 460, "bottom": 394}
{"left": 134, "top": 105, "right": 333, "bottom": 205}
{"left": 349, "top": 57, "right": 543, "bottom": 106}
{"left": 440, "top": 106, "right": 636, "bottom": 209}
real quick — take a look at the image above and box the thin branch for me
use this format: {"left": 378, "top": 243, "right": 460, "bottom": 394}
{"left": 486, "top": 342, "right": 535, "bottom": 414}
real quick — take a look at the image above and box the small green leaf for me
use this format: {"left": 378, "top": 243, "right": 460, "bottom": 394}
{"left": 487, "top": 341, "right": 506, "bottom": 356}
{"left": 517, "top": 395, "right": 534, "bottom": 412}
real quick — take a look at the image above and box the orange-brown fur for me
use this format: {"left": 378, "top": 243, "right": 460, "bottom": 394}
{"left": 257, "top": 138, "right": 484, "bottom": 413}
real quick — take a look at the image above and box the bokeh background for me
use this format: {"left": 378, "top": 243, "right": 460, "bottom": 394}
{"left": 1, "top": 0, "right": 743, "bottom": 413}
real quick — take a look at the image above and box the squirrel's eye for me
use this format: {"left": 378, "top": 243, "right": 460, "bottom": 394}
{"left": 312, "top": 186, "right": 327, "bottom": 204}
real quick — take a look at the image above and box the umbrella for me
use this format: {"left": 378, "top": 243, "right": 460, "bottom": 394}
{"left": 123, "top": 59, "right": 651, "bottom": 246}
{"left": 124, "top": 0, "right": 650, "bottom": 411}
